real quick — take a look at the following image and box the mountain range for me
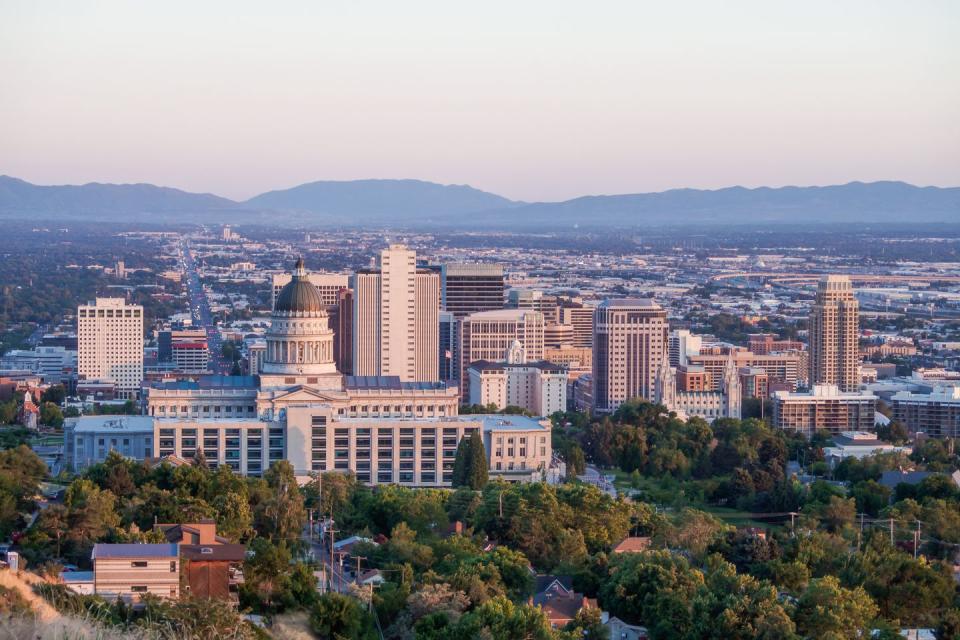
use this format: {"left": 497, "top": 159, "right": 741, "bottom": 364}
{"left": 0, "top": 175, "right": 957, "bottom": 228}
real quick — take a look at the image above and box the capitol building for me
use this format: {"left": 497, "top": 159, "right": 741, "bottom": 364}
{"left": 66, "top": 260, "right": 552, "bottom": 486}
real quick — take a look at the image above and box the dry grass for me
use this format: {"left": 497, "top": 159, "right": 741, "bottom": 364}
{"left": 0, "top": 615, "right": 148, "bottom": 640}
{"left": 268, "top": 611, "right": 314, "bottom": 640}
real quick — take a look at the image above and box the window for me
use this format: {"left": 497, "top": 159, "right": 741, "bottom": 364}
{"left": 131, "top": 561, "right": 147, "bottom": 568}
{"left": 131, "top": 586, "right": 148, "bottom": 593}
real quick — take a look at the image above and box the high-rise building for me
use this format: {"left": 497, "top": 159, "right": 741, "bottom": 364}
{"left": 272, "top": 272, "right": 349, "bottom": 310}
{"left": 440, "top": 263, "right": 504, "bottom": 318}
{"left": 507, "top": 290, "right": 559, "bottom": 325}
{"left": 334, "top": 289, "right": 353, "bottom": 375}
{"left": 78, "top": 298, "right": 144, "bottom": 399}
{"left": 592, "top": 298, "right": 667, "bottom": 414}
{"left": 773, "top": 384, "right": 876, "bottom": 436}
{"left": 352, "top": 245, "right": 440, "bottom": 382}
{"left": 809, "top": 275, "right": 860, "bottom": 392}
{"left": 543, "top": 323, "right": 575, "bottom": 349}
{"left": 438, "top": 311, "right": 457, "bottom": 383}
{"left": 668, "top": 329, "right": 702, "bottom": 367}
{"left": 558, "top": 302, "right": 595, "bottom": 348}
{"left": 460, "top": 309, "right": 544, "bottom": 397}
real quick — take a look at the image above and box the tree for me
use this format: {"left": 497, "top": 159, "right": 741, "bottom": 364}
{"left": 850, "top": 480, "right": 891, "bottom": 517}
{"left": 309, "top": 592, "right": 376, "bottom": 639}
{"left": 213, "top": 491, "right": 254, "bottom": 542}
{"left": 258, "top": 460, "right": 306, "bottom": 541}
{"left": 41, "top": 384, "right": 66, "bottom": 406}
{"left": 793, "top": 576, "right": 878, "bottom": 640}
{"left": 40, "top": 402, "right": 64, "bottom": 427}
{"left": 566, "top": 445, "right": 586, "bottom": 478}
{"left": 452, "top": 430, "right": 488, "bottom": 490}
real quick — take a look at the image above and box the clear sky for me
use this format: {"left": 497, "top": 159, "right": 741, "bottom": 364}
{"left": 1, "top": 1, "right": 957, "bottom": 202}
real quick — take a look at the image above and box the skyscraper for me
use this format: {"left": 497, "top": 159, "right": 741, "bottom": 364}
{"left": 808, "top": 275, "right": 860, "bottom": 392}
{"left": 352, "top": 245, "right": 440, "bottom": 382}
{"left": 592, "top": 298, "right": 667, "bottom": 414}
{"left": 441, "top": 263, "right": 505, "bottom": 317}
{"left": 77, "top": 298, "right": 144, "bottom": 399}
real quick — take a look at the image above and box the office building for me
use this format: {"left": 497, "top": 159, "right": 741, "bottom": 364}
{"left": 64, "top": 415, "right": 155, "bottom": 471}
{"left": 438, "top": 311, "right": 457, "bottom": 383}
{"left": 78, "top": 298, "right": 144, "bottom": 399}
{"left": 460, "top": 309, "right": 545, "bottom": 397}
{"left": 592, "top": 299, "right": 667, "bottom": 414}
{"left": 158, "top": 329, "right": 206, "bottom": 363}
{"left": 892, "top": 385, "right": 960, "bottom": 439}
{"left": 271, "top": 272, "right": 349, "bottom": 310}
{"left": 687, "top": 348, "right": 804, "bottom": 392}
{"left": 507, "top": 289, "right": 558, "bottom": 324}
{"left": 668, "top": 329, "right": 702, "bottom": 367}
{"left": 543, "top": 323, "right": 575, "bottom": 349}
{"left": 0, "top": 345, "right": 76, "bottom": 384}
{"left": 171, "top": 340, "right": 210, "bottom": 374}
{"left": 557, "top": 302, "right": 595, "bottom": 348}
{"left": 468, "top": 357, "right": 567, "bottom": 417}
{"left": 809, "top": 275, "right": 860, "bottom": 392}
{"left": 440, "top": 263, "right": 505, "bottom": 317}
{"left": 335, "top": 288, "right": 353, "bottom": 375}
{"left": 772, "top": 384, "right": 877, "bottom": 436}
{"left": 353, "top": 245, "right": 440, "bottom": 382}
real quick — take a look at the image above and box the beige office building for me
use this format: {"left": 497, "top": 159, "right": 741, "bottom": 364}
{"left": 78, "top": 298, "right": 144, "bottom": 399}
{"left": 352, "top": 245, "right": 440, "bottom": 382}
{"left": 459, "top": 309, "right": 545, "bottom": 396}
{"left": 592, "top": 299, "right": 667, "bottom": 414}
{"left": 272, "top": 272, "right": 349, "bottom": 310}
{"left": 558, "top": 303, "right": 595, "bottom": 348}
{"left": 809, "top": 275, "right": 860, "bottom": 392}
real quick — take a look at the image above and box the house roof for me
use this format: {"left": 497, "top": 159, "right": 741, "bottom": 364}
{"left": 612, "top": 537, "right": 652, "bottom": 553}
{"left": 532, "top": 591, "right": 592, "bottom": 622}
{"left": 180, "top": 544, "right": 247, "bottom": 561}
{"left": 534, "top": 575, "right": 573, "bottom": 595}
{"left": 92, "top": 543, "right": 179, "bottom": 559}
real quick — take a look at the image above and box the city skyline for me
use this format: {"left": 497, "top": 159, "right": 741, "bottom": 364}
{"left": 2, "top": 1, "right": 958, "bottom": 202}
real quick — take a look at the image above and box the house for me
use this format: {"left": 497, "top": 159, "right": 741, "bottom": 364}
{"left": 180, "top": 544, "right": 246, "bottom": 603}
{"left": 357, "top": 569, "right": 386, "bottom": 586}
{"left": 605, "top": 615, "right": 649, "bottom": 640}
{"left": 879, "top": 470, "right": 960, "bottom": 491}
{"left": 155, "top": 519, "right": 228, "bottom": 545}
{"left": 532, "top": 589, "right": 597, "bottom": 628}
{"left": 91, "top": 543, "right": 180, "bottom": 604}
{"left": 59, "top": 570, "right": 95, "bottom": 595}
{"left": 533, "top": 575, "right": 574, "bottom": 597}
{"left": 611, "top": 537, "right": 652, "bottom": 554}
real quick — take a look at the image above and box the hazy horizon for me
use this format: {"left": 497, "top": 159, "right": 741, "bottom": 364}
{"left": 2, "top": 1, "right": 958, "bottom": 202}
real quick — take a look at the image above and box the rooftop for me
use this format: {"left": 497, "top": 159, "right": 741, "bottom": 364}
{"left": 601, "top": 298, "right": 662, "bottom": 309}
{"left": 476, "top": 414, "right": 550, "bottom": 432}
{"left": 92, "top": 543, "right": 179, "bottom": 559}
{"left": 468, "top": 360, "right": 566, "bottom": 374}
{"left": 344, "top": 375, "right": 449, "bottom": 391}
{"left": 70, "top": 415, "right": 154, "bottom": 434}
{"left": 148, "top": 375, "right": 259, "bottom": 390}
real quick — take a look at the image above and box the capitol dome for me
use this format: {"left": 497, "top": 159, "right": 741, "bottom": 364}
{"left": 274, "top": 258, "right": 325, "bottom": 316}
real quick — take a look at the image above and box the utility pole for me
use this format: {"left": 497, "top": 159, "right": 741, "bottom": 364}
{"left": 355, "top": 555, "right": 367, "bottom": 585}
{"left": 789, "top": 511, "right": 797, "bottom": 532}
{"left": 858, "top": 513, "right": 864, "bottom": 552}
{"left": 327, "top": 523, "right": 338, "bottom": 593}
{"left": 914, "top": 520, "right": 921, "bottom": 559}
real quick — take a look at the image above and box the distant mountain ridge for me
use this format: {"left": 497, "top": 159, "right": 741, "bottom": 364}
{"left": 0, "top": 175, "right": 956, "bottom": 227}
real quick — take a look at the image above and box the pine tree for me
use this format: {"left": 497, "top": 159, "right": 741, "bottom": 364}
{"left": 452, "top": 437, "right": 470, "bottom": 487}
{"left": 465, "top": 430, "right": 488, "bottom": 489}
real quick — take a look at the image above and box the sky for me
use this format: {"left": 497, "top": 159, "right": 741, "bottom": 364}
{"left": 1, "top": 1, "right": 958, "bottom": 203}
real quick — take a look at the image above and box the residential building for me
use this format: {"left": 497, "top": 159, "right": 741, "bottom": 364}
{"left": 592, "top": 299, "right": 667, "bottom": 414}
{"left": 353, "top": 245, "right": 440, "bottom": 382}
{"left": 91, "top": 544, "right": 180, "bottom": 603}
{"left": 78, "top": 298, "right": 144, "bottom": 399}
{"left": 892, "top": 385, "right": 960, "bottom": 439}
{"left": 748, "top": 333, "right": 804, "bottom": 355}
{"left": 809, "top": 275, "right": 860, "bottom": 392}
{"left": 459, "top": 309, "right": 544, "bottom": 397}
{"left": 180, "top": 544, "right": 246, "bottom": 603}
{"left": 772, "top": 384, "right": 877, "bottom": 436}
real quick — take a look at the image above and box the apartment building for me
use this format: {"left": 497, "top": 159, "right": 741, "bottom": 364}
{"left": 892, "top": 385, "right": 960, "bottom": 439}
{"left": 773, "top": 384, "right": 877, "bottom": 436}
{"left": 809, "top": 275, "right": 860, "bottom": 392}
